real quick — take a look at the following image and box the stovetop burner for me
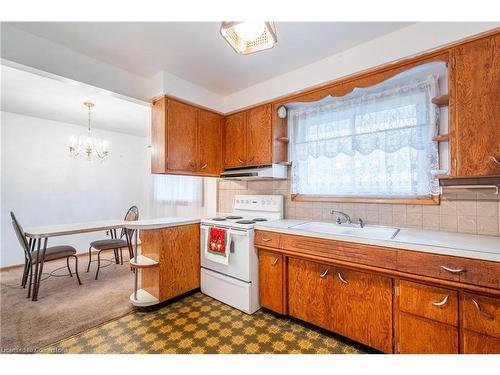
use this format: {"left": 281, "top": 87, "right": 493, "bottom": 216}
{"left": 226, "top": 215, "right": 243, "bottom": 220}
{"left": 212, "top": 217, "right": 226, "bottom": 221}
{"left": 252, "top": 218, "right": 268, "bottom": 222}
{"left": 236, "top": 220, "right": 256, "bottom": 224}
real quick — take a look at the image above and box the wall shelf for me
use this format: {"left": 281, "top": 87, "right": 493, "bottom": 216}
{"left": 432, "top": 94, "right": 449, "bottom": 107}
{"left": 432, "top": 134, "right": 449, "bottom": 142}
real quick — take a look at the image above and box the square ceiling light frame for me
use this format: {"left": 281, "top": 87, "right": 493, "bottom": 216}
{"left": 220, "top": 22, "right": 277, "bottom": 55}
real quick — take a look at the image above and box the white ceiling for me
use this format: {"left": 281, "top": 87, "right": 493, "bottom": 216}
{"left": 8, "top": 22, "right": 413, "bottom": 95}
{"left": 1, "top": 65, "right": 151, "bottom": 136}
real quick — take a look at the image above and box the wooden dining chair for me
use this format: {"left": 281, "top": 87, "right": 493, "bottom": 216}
{"left": 86, "top": 206, "right": 139, "bottom": 280}
{"left": 10, "top": 212, "right": 81, "bottom": 298}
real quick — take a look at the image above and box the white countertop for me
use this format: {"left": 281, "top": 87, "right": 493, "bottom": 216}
{"left": 255, "top": 220, "right": 500, "bottom": 262}
{"left": 125, "top": 217, "right": 200, "bottom": 230}
{"left": 25, "top": 217, "right": 200, "bottom": 238}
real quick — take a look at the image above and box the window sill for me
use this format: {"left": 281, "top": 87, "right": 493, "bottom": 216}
{"left": 290, "top": 194, "right": 440, "bottom": 205}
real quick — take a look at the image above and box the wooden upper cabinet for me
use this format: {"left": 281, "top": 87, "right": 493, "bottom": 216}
{"left": 150, "top": 96, "right": 223, "bottom": 176}
{"left": 167, "top": 99, "right": 199, "bottom": 172}
{"left": 224, "top": 112, "right": 247, "bottom": 168}
{"left": 246, "top": 104, "right": 272, "bottom": 165}
{"left": 451, "top": 33, "right": 500, "bottom": 177}
{"left": 198, "top": 109, "right": 223, "bottom": 176}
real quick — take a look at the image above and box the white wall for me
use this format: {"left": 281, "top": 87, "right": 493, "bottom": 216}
{"left": 0, "top": 111, "right": 150, "bottom": 266}
{"left": 223, "top": 22, "right": 500, "bottom": 112}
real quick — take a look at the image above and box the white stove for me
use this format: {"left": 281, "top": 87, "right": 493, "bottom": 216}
{"left": 200, "top": 195, "right": 283, "bottom": 314}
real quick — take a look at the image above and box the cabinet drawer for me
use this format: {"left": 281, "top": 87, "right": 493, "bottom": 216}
{"left": 398, "top": 312, "right": 458, "bottom": 354}
{"left": 280, "top": 234, "right": 397, "bottom": 269}
{"left": 255, "top": 230, "right": 281, "bottom": 248}
{"left": 462, "top": 293, "right": 500, "bottom": 338}
{"left": 399, "top": 281, "right": 458, "bottom": 326}
{"left": 463, "top": 330, "right": 500, "bottom": 354}
{"left": 397, "top": 250, "right": 500, "bottom": 289}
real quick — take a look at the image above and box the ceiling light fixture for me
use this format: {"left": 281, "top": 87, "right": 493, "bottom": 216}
{"left": 68, "top": 102, "right": 109, "bottom": 160}
{"left": 220, "top": 22, "right": 277, "bottom": 55}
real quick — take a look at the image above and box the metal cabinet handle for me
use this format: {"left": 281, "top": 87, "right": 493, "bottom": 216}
{"left": 272, "top": 257, "right": 279, "bottom": 266}
{"left": 432, "top": 295, "right": 449, "bottom": 307}
{"left": 472, "top": 299, "right": 494, "bottom": 320}
{"left": 261, "top": 237, "right": 272, "bottom": 242}
{"left": 200, "top": 163, "right": 208, "bottom": 169}
{"left": 319, "top": 269, "right": 329, "bottom": 278}
{"left": 440, "top": 265, "right": 466, "bottom": 274}
{"left": 238, "top": 157, "right": 245, "bottom": 163}
{"left": 489, "top": 156, "right": 500, "bottom": 166}
{"left": 337, "top": 272, "right": 348, "bottom": 284}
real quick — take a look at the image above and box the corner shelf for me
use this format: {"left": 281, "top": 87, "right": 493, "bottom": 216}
{"left": 432, "top": 94, "right": 449, "bottom": 107}
{"left": 278, "top": 161, "right": 292, "bottom": 166}
{"left": 130, "top": 254, "right": 159, "bottom": 269}
{"left": 129, "top": 289, "right": 159, "bottom": 307}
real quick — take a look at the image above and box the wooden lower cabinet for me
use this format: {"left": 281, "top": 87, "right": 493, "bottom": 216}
{"left": 331, "top": 267, "right": 393, "bottom": 353}
{"left": 288, "top": 258, "right": 333, "bottom": 331}
{"left": 397, "top": 280, "right": 459, "bottom": 353}
{"left": 256, "top": 231, "right": 500, "bottom": 354}
{"left": 140, "top": 224, "right": 200, "bottom": 302}
{"left": 399, "top": 313, "right": 459, "bottom": 354}
{"left": 258, "top": 250, "right": 284, "bottom": 314}
{"left": 288, "top": 258, "right": 393, "bottom": 352}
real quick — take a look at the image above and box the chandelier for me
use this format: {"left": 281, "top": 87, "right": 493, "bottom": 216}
{"left": 68, "top": 102, "right": 109, "bottom": 160}
{"left": 220, "top": 22, "right": 277, "bottom": 55}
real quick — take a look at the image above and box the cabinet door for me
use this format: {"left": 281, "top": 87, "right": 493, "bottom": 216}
{"left": 246, "top": 104, "right": 272, "bottom": 166}
{"left": 151, "top": 97, "right": 167, "bottom": 173}
{"left": 331, "top": 267, "right": 393, "bottom": 353}
{"left": 198, "top": 109, "right": 223, "bottom": 176}
{"left": 258, "top": 250, "right": 284, "bottom": 314}
{"left": 288, "top": 258, "right": 333, "bottom": 331}
{"left": 166, "top": 99, "right": 199, "bottom": 172}
{"left": 224, "top": 112, "right": 247, "bottom": 168}
{"left": 451, "top": 34, "right": 500, "bottom": 177}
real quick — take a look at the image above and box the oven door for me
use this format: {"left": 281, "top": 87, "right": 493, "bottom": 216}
{"left": 200, "top": 224, "right": 253, "bottom": 282}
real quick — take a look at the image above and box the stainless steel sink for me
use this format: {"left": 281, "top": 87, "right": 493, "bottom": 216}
{"left": 291, "top": 221, "right": 400, "bottom": 241}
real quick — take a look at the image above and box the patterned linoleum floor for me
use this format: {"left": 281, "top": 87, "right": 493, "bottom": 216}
{"left": 40, "top": 293, "right": 368, "bottom": 354}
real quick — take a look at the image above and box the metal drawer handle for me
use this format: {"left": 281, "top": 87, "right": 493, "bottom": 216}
{"left": 489, "top": 156, "right": 500, "bottom": 166}
{"left": 200, "top": 163, "right": 208, "bottom": 169}
{"left": 440, "top": 265, "right": 466, "bottom": 274}
{"left": 337, "top": 272, "right": 348, "bottom": 284}
{"left": 472, "top": 299, "right": 494, "bottom": 320}
{"left": 261, "top": 237, "right": 272, "bottom": 242}
{"left": 319, "top": 269, "right": 329, "bottom": 278}
{"left": 238, "top": 157, "right": 245, "bottom": 163}
{"left": 272, "top": 257, "right": 279, "bottom": 266}
{"left": 432, "top": 295, "right": 449, "bottom": 307}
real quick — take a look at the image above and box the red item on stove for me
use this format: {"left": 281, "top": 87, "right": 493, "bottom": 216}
{"left": 208, "top": 227, "right": 227, "bottom": 255}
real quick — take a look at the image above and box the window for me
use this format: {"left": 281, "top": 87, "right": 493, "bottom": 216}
{"left": 289, "top": 63, "right": 444, "bottom": 199}
{"left": 153, "top": 174, "right": 203, "bottom": 205}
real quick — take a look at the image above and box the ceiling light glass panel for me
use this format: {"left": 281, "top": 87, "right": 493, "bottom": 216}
{"left": 220, "top": 22, "right": 277, "bottom": 55}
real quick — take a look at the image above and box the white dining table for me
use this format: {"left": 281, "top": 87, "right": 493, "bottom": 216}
{"left": 24, "top": 220, "right": 127, "bottom": 301}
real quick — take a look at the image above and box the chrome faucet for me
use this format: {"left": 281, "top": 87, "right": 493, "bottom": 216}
{"left": 330, "top": 210, "right": 351, "bottom": 224}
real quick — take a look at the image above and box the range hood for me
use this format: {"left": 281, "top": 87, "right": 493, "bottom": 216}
{"left": 221, "top": 164, "right": 288, "bottom": 180}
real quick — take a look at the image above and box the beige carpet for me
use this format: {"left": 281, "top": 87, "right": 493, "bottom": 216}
{"left": 1, "top": 251, "right": 135, "bottom": 353}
